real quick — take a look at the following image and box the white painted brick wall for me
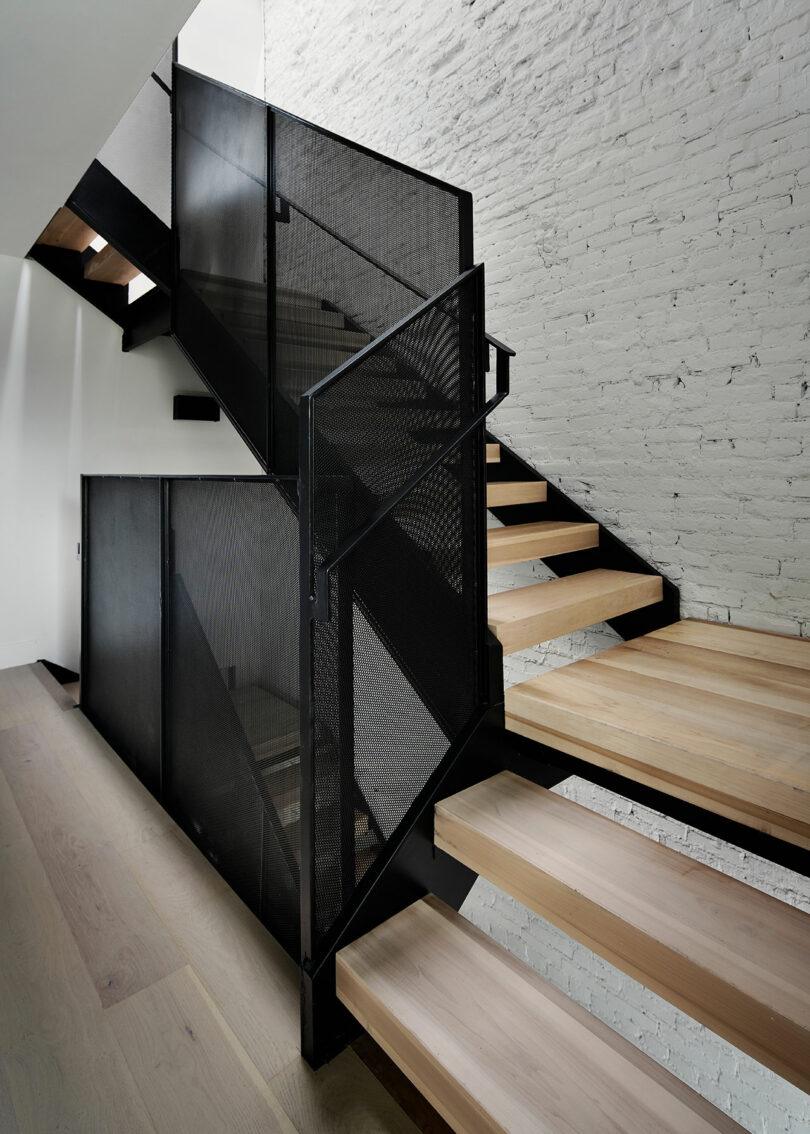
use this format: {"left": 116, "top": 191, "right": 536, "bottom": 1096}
{"left": 265, "top": 1, "right": 809, "bottom": 1127}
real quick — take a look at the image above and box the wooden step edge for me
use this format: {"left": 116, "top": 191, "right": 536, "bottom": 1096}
{"left": 487, "top": 521, "right": 599, "bottom": 566}
{"left": 486, "top": 480, "right": 547, "bottom": 507}
{"left": 435, "top": 773, "right": 810, "bottom": 1093}
{"left": 337, "top": 896, "right": 745, "bottom": 1134}
{"left": 502, "top": 710, "right": 810, "bottom": 851}
{"left": 84, "top": 245, "right": 141, "bottom": 286}
{"left": 485, "top": 443, "right": 500, "bottom": 463}
{"left": 488, "top": 571, "right": 663, "bottom": 654}
{"left": 36, "top": 206, "right": 97, "bottom": 252}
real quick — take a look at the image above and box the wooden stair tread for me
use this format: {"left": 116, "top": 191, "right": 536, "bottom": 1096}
{"left": 486, "top": 480, "right": 547, "bottom": 507}
{"left": 435, "top": 772, "right": 810, "bottom": 1092}
{"left": 489, "top": 569, "right": 662, "bottom": 654}
{"left": 84, "top": 244, "right": 141, "bottom": 286}
{"left": 36, "top": 206, "right": 96, "bottom": 251}
{"left": 487, "top": 520, "right": 598, "bottom": 566}
{"left": 485, "top": 443, "right": 500, "bottom": 463}
{"left": 505, "top": 622, "right": 810, "bottom": 848}
{"left": 337, "top": 895, "right": 743, "bottom": 1134}
{"left": 650, "top": 619, "right": 810, "bottom": 672}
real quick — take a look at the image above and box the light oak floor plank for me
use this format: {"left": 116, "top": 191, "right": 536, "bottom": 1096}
{"left": 0, "top": 663, "right": 426, "bottom": 1133}
{"left": 0, "top": 721, "right": 185, "bottom": 1007}
{"left": 0, "top": 837, "right": 156, "bottom": 1133}
{"left": 158, "top": 886, "right": 302, "bottom": 1084}
{"left": 107, "top": 965, "right": 297, "bottom": 1134}
{"left": 270, "top": 1048, "right": 420, "bottom": 1134}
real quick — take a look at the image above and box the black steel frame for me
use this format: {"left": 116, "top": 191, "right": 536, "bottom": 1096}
{"left": 297, "top": 265, "right": 516, "bottom": 1063}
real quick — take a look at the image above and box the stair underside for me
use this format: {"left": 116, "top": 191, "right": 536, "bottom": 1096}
{"left": 337, "top": 895, "right": 743, "bottom": 1133}
{"left": 435, "top": 772, "right": 810, "bottom": 1092}
{"left": 487, "top": 520, "right": 599, "bottom": 566}
{"left": 489, "top": 569, "right": 663, "bottom": 653}
{"left": 506, "top": 619, "right": 810, "bottom": 849}
{"left": 84, "top": 244, "right": 141, "bottom": 285}
{"left": 36, "top": 205, "right": 96, "bottom": 251}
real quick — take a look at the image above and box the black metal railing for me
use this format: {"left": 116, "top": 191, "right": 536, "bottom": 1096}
{"left": 171, "top": 64, "right": 473, "bottom": 474}
{"left": 297, "top": 264, "right": 512, "bottom": 1058}
{"left": 82, "top": 63, "right": 516, "bottom": 1067}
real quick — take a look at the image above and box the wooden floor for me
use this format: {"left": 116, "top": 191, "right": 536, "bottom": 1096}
{"left": 0, "top": 663, "right": 427, "bottom": 1134}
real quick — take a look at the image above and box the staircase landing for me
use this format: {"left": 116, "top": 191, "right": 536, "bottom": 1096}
{"left": 506, "top": 619, "right": 810, "bottom": 850}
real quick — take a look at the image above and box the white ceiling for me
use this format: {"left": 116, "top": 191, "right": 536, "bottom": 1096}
{"left": 0, "top": 0, "right": 201, "bottom": 257}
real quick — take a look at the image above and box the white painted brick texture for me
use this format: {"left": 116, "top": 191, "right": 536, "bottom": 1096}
{"left": 266, "top": 1, "right": 809, "bottom": 1128}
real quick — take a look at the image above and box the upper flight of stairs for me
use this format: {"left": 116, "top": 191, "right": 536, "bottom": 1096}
{"left": 335, "top": 436, "right": 809, "bottom": 1131}
{"left": 32, "top": 205, "right": 147, "bottom": 327}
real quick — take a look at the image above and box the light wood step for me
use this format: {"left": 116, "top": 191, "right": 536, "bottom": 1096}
{"left": 486, "top": 480, "right": 547, "bottom": 508}
{"left": 505, "top": 620, "right": 810, "bottom": 849}
{"left": 489, "top": 568, "right": 662, "bottom": 654}
{"left": 488, "top": 520, "right": 598, "bottom": 567}
{"left": 84, "top": 245, "right": 141, "bottom": 286}
{"left": 276, "top": 326, "right": 371, "bottom": 353}
{"left": 435, "top": 772, "right": 810, "bottom": 1092}
{"left": 486, "top": 443, "right": 500, "bottom": 463}
{"left": 337, "top": 895, "right": 743, "bottom": 1134}
{"left": 276, "top": 303, "right": 346, "bottom": 329}
{"left": 36, "top": 206, "right": 96, "bottom": 251}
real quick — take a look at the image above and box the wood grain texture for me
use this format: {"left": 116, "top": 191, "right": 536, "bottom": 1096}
{"left": 485, "top": 443, "right": 500, "bottom": 463}
{"left": 487, "top": 520, "right": 598, "bottom": 566}
{"left": 505, "top": 620, "right": 810, "bottom": 847}
{"left": 269, "top": 1048, "right": 421, "bottom": 1134}
{"left": 108, "top": 966, "right": 296, "bottom": 1134}
{"left": 0, "top": 837, "right": 156, "bottom": 1133}
{"left": 651, "top": 619, "right": 810, "bottom": 670}
{"left": 83, "top": 244, "right": 141, "bottom": 284}
{"left": 435, "top": 772, "right": 810, "bottom": 1091}
{"left": 0, "top": 721, "right": 184, "bottom": 1007}
{"left": 36, "top": 206, "right": 96, "bottom": 250}
{"left": 489, "top": 569, "right": 663, "bottom": 653}
{"left": 157, "top": 887, "right": 302, "bottom": 1083}
{"left": 486, "top": 480, "right": 546, "bottom": 507}
{"left": 337, "top": 896, "right": 744, "bottom": 1134}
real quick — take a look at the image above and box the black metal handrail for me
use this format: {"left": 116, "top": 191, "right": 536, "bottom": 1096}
{"left": 299, "top": 265, "right": 511, "bottom": 620}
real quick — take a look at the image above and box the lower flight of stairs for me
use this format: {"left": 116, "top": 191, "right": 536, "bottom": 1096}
{"left": 334, "top": 442, "right": 810, "bottom": 1132}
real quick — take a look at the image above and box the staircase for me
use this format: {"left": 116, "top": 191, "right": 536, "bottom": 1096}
{"left": 50, "top": 54, "right": 807, "bottom": 1134}
{"left": 335, "top": 444, "right": 809, "bottom": 1131}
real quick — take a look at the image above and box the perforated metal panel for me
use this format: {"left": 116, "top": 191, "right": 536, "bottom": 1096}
{"left": 82, "top": 476, "right": 302, "bottom": 959}
{"left": 301, "top": 269, "right": 485, "bottom": 949}
{"left": 166, "top": 479, "right": 300, "bottom": 955}
{"left": 271, "top": 108, "right": 472, "bottom": 473}
{"left": 174, "top": 68, "right": 270, "bottom": 464}
{"left": 82, "top": 477, "right": 162, "bottom": 794}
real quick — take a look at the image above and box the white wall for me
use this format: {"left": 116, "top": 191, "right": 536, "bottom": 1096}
{"left": 97, "top": 49, "right": 174, "bottom": 226}
{"left": 265, "top": 1, "right": 810, "bottom": 1129}
{"left": 0, "top": 256, "right": 261, "bottom": 672}
{"left": 179, "top": 0, "right": 265, "bottom": 98}
{"left": 0, "top": 0, "right": 200, "bottom": 257}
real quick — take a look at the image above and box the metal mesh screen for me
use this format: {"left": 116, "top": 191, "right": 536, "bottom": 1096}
{"left": 82, "top": 477, "right": 162, "bottom": 794}
{"left": 271, "top": 109, "right": 471, "bottom": 473}
{"left": 82, "top": 476, "right": 301, "bottom": 958}
{"left": 166, "top": 479, "right": 300, "bottom": 955}
{"left": 302, "top": 270, "right": 484, "bottom": 947}
{"left": 174, "top": 67, "right": 269, "bottom": 464}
